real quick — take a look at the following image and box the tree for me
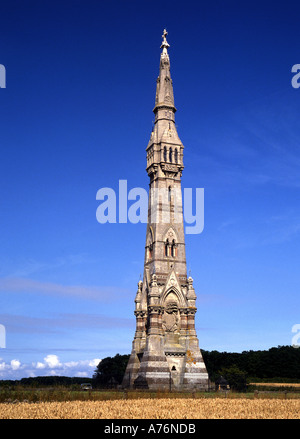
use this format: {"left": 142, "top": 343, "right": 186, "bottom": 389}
{"left": 93, "top": 354, "right": 130, "bottom": 388}
{"left": 202, "top": 346, "right": 300, "bottom": 381}
{"left": 218, "top": 365, "right": 247, "bottom": 391}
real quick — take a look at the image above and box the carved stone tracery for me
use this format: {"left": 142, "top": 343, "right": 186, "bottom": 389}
{"left": 162, "top": 298, "right": 180, "bottom": 333}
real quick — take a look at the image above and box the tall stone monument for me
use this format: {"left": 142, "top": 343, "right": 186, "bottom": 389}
{"left": 122, "top": 30, "right": 209, "bottom": 390}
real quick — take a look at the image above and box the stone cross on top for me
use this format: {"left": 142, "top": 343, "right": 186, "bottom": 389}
{"left": 160, "top": 28, "right": 170, "bottom": 54}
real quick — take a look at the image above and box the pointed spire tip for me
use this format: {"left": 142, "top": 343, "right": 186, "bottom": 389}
{"left": 160, "top": 28, "right": 170, "bottom": 53}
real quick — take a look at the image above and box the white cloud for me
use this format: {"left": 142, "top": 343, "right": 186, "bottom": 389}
{"left": 10, "top": 359, "right": 21, "bottom": 370}
{"left": 64, "top": 361, "right": 79, "bottom": 368}
{"left": 35, "top": 362, "right": 46, "bottom": 369}
{"left": 0, "top": 362, "right": 6, "bottom": 371}
{"left": 88, "top": 359, "right": 101, "bottom": 367}
{"left": 44, "top": 355, "right": 62, "bottom": 369}
{"left": 0, "top": 277, "right": 128, "bottom": 302}
{"left": 0, "top": 355, "right": 102, "bottom": 380}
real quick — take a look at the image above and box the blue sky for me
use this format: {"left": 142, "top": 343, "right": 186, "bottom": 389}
{"left": 0, "top": 0, "right": 300, "bottom": 379}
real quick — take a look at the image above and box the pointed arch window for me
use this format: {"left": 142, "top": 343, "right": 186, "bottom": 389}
{"left": 174, "top": 148, "right": 178, "bottom": 164}
{"left": 165, "top": 239, "right": 170, "bottom": 257}
{"left": 169, "top": 147, "right": 172, "bottom": 162}
{"left": 148, "top": 243, "right": 153, "bottom": 260}
{"left": 163, "top": 146, "right": 167, "bottom": 162}
{"left": 164, "top": 238, "right": 178, "bottom": 258}
{"left": 148, "top": 227, "right": 154, "bottom": 260}
{"left": 171, "top": 239, "right": 178, "bottom": 257}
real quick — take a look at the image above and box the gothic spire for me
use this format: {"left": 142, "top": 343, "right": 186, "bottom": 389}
{"left": 154, "top": 29, "right": 175, "bottom": 111}
{"left": 122, "top": 29, "right": 209, "bottom": 392}
{"left": 146, "top": 29, "right": 183, "bottom": 169}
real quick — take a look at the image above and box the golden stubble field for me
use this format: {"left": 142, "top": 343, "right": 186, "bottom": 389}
{"left": 1, "top": 398, "right": 300, "bottom": 419}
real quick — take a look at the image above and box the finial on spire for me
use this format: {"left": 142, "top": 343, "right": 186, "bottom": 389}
{"left": 160, "top": 28, "right": 170, "bottom": 54}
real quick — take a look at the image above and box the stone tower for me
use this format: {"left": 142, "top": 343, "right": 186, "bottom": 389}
{"left": 122, "top": 30, "right": 209, "bottom": 391}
